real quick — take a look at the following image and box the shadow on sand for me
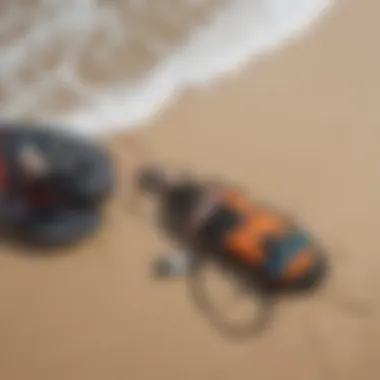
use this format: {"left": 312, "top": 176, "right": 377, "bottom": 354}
{"left": 186, "top": 256, "right": 275, "bottom": 342}
{"left": 186, "top": 252, "right": 328, "bottom": 341}
{"left": 152, "top": 245, "right": 328, "bottom": 342}
{"left": 0, "top": 229, "right": 88, "bottom": 258}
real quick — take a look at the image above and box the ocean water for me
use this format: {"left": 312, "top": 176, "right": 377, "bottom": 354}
{"left": 0, "top": 0, "right": 332, "bottom": 137}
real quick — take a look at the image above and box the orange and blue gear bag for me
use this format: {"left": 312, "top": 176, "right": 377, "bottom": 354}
{"left": 217, "top": 188, "right": 325, "bottom": 287}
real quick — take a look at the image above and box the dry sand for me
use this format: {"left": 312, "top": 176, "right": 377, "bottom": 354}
{"left": 0, "top": 0, "right": 380, "bottom": 379}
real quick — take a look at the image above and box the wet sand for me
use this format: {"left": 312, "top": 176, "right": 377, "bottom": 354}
{"left": 0, "top": 1, "right": 379, "bottom": 379}
{"left": 0, "top": 0, "right": 225, "bottom": 119}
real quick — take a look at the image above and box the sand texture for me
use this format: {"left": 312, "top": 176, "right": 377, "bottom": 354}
{"left": 0, "top": 1, "right": 379, "bottom": 379}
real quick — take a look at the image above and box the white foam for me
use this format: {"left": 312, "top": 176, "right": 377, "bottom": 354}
{"left": 2, "top": 0, "right": 333, "bottom": 137}
{"left": 58, "top": 0, "right": 332, "bottom": 137}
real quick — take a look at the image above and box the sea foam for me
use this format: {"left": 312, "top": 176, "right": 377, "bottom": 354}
{"left": 0, "top": 0, "right": 332, "bottom": 137}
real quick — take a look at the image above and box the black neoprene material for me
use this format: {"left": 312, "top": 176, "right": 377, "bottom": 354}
{"left": 0, "top": 123, "right": 115, "bottom": 246}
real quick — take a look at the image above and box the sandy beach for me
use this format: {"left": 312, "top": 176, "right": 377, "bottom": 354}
{"left": 0, "top": 0, "right": 379, "bottom": 379}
